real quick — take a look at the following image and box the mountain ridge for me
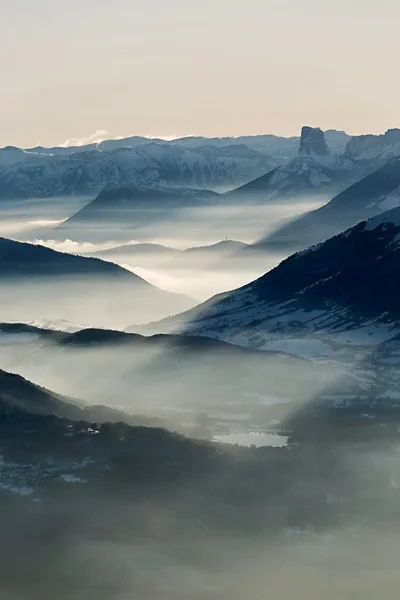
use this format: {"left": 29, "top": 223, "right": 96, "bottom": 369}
{"left": 136, "top": 207, "right": 400, "bottom": 367}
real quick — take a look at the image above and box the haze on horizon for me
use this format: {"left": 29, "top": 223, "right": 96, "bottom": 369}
{"left": 2, "top": 0, "right": 400, "bottom": 148}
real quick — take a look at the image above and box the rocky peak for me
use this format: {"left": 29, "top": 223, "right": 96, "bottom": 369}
{"left": 298, "top": 126, "right": 329, "bottom": 157}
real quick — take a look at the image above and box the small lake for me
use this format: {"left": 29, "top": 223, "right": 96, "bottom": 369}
{"left": 214, "top": 432, "right": 288, "bottom": 448}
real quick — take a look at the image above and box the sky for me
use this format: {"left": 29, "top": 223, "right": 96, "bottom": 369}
{"left": 1, "top": 0, "right": 400, "bottom": 148}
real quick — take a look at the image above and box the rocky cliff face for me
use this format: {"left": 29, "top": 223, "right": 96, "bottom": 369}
{"left": 345, "top": 129, "right": 400, "bottom": 166}
{"left": 298, "top": 126, "right": 329, "bottom": 156}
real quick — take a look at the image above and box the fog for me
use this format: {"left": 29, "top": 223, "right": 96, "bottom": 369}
{"left": 0, "top": 194, "right": 327, "bottom": 305}
{"left": 0, "top": 197, "right": 88, "bottom": 238}
{"left": 52, "top": 197, "right": 327, "bottom": 247}
{"left": 0, "top": 327, "right": 354, "bottom": 432}
{"left": 3, "top": 423, "right": 400, "bottom": 599}
{"left": 0, "top": 277, "right": 196, "bottom": 329}
{"left": 2, "top": 190, "right": 398, "bottom": 599}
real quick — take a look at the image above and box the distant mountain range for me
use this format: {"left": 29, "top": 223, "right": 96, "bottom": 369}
{"left": 0, "top": 141, "right": 283, "bottom": 200}
{"left": 23, "top": 129, "right": 349, "bottom": 159}
{"left": 0, "top": 128, "right": 355, "bottom": 201}
{"left": 0, "top": 238, "right": 194, "bottom": 327}
{"left": 44, "top": 126, "right": 369, "bottom": 243}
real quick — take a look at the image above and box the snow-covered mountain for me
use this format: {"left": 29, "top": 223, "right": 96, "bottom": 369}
{"left": 345, "top": 128, "right": 400, "bottom": 168}
{"left": 224, "top": 126, "right": 363, "bottom": 203}
{"left": 138, "top": 207, "right": 400, "bottom": 382}
{"left": 258, "top": 157, "right": 400, "bottom": 251}
{"left": 0, "top": 141, "right": 283, "bottom": 200}
{"left": 0, "top": 130, "right": 354, "bottom": 201}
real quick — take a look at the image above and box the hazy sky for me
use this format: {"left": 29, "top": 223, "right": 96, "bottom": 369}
{"left": 1, "top": 0, "right": 400, "bottom": 147}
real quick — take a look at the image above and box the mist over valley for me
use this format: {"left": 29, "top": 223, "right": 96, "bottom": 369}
{"left": 2, "top": 122, "right": 400, "bottom": 598}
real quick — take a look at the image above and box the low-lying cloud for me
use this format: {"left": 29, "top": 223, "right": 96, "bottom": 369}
{"left": 60, "top": 129, "right": 109, "bottom": 147}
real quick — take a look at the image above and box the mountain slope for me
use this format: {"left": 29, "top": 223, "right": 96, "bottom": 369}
{"left": 258, "top": 157, "right": 400, "bottom": 251}
{"left": 0, "top": 368, "right": 81, "bottom": 418}
{"left": 138, "top": 207, "right": 400, "bottom": 363}
{"left": 0, "top": 368, "right": 175, "bottom": 430}
{"left": 223, "top": 126, "right": 362, "bottom": 204}
{"left": 0, "top": 238, "right": 194, "bottom": 328}
{"left": 59, "top": 183, "right": 218, "bottom": 225}
{"left": 54, "top": 183, "right": 221, "bottom": 242}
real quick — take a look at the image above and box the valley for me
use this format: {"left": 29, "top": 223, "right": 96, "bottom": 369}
{"left": 2, "top": 123, "right": 400, "bottom": 598}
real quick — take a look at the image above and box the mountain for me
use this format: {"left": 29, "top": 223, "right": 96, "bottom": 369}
{"left": 258, "top": 157, "right": 400, "bottom": 252}
{"left": 223, "top": 126, "right": 363, "bottom": 204}
{"left": 0, "top": 237, "right": 194, "bottom": 328}
{"left": 0, "top": 131, "right": 354, "bottom": 201}
{"left": 137, "top": 207, "right": 400, "bottom": 375}
{"left": 26, "top": 130, "right": 350, "bottom": 158}
{"left": 0, "top": 141, "right": 282, "bottom": 200}
{"left": 345, "top": 128, "right": 400, "bottom": 168}
{"left": 59, "top": 183, "right": 219, "bottom": 223}
{"left": 55, "top": 183, "right": 221, "bottom": 241}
